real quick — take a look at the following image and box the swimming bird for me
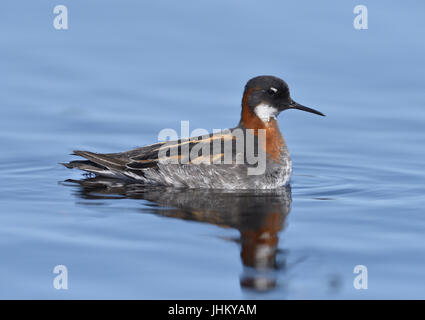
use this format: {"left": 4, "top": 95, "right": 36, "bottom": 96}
{"left": 63, "top": 75, "right": 324, "bottom": 189}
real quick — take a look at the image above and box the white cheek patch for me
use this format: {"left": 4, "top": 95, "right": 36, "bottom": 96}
{"left": 254, "top": 103, "right": 278, "bottom": 123}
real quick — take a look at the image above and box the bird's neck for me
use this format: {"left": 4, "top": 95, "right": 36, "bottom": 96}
{"left": 239, "top": 104, "right": 287, "bottom": 162}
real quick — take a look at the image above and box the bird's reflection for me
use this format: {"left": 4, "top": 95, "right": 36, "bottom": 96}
{"left": 66, "top": 177, "right": 292, "bottom": 292}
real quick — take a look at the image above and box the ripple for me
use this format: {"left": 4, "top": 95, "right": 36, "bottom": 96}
{"left": 292, "top": 156, "right": 422, "bottom": 203}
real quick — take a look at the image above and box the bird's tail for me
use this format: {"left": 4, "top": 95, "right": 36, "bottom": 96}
{"left": 61, "top": 150, "right": 128, "bottom": 178}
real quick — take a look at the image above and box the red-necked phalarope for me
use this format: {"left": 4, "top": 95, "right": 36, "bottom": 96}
{"left": 63, "top": 75, "right": 324, "bottom": 189}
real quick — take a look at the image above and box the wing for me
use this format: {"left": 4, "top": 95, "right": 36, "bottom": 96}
{"left": 125, "top": 130, "right": 237, "bottom": 169}
{"left": 62, "top": 130, "right": 239, "bottom": 179}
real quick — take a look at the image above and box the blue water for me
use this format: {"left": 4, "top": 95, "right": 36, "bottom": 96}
{"left": 1, "top": 0, "right": 425, "bottom": 299}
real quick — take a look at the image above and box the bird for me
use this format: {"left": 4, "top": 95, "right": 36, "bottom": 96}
{"left": 63, "top": 75, "right": 324, "bottom": 189}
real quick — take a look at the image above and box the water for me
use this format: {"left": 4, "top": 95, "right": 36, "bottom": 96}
{"left": 0, "top": 0, "right": 424, "bottom": 299}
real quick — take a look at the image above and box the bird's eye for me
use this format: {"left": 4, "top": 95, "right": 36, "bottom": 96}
{"left": 267, "top": 87, "right": 278, "bottom": 95}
